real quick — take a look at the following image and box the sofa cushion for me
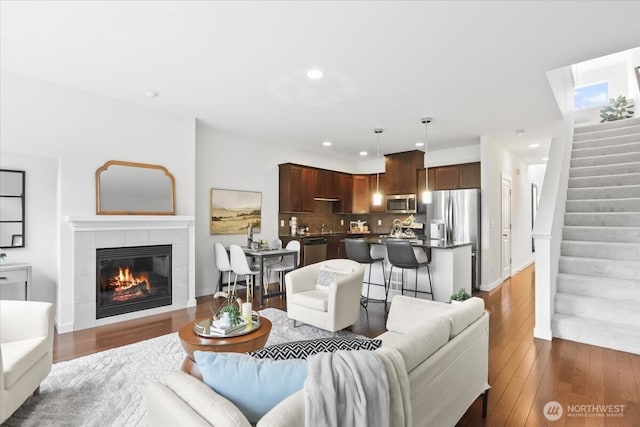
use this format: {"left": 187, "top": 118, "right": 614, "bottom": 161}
{"left": 448, "top": 297, "right": 485, "bottom": 338}
{"left": 378, "top": 316, "right": 450, "bottom": 371}
{"left": 194, "top": 351, "right": 307, "bottom": 424}
{"left": 289, "top": 290, "right": 328, "bottom": 311}
{"left": 1, "top": 336, "right": 49, "bottom": 388}
{"left": 248, "top": 337, "right": 382, "bottom": 360}
{"left": 386, "top": 296, "right": 452, "bottom": 334}
{"left": 315, "top": 265, "right": 350, "bottom": 289}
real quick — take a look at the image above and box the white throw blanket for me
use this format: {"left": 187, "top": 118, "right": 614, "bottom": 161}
{"left": 304, "top": 348, "right": 411, "bottom": 427}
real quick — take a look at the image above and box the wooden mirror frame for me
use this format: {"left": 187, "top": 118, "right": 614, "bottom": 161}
{"left": 95, "top": 160, "right": 176, "bottom": 215}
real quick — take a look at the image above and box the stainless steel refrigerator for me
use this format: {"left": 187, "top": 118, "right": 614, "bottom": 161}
{"left": 426, "top": 189, "right": 481, "bottom": 289}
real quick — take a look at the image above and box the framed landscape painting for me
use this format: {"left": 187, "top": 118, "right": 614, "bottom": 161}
{"left": 210, "top": 189, "right": 262, "bottom": 235}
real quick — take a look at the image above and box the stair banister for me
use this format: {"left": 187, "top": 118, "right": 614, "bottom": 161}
{"left": 532, "top": 118, "right": 574, "bottom": 340}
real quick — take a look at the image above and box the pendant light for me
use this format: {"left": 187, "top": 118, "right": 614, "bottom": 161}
{"left": 372, "top": 128, "right": 384, "bottom": 206}
{"left": 421, "top": 117, "right": 433, "bottom": 204}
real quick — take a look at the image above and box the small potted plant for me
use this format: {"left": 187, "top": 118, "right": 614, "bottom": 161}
{"left": 600, "top": 95, "right": 634, "bottom": 122}
{"left": 451, "top": 288, "right": 471, "bottom": 305}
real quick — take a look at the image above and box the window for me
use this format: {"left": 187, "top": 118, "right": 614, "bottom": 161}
{"left": 573, "top": 81, "right": 609, "bottom": 110}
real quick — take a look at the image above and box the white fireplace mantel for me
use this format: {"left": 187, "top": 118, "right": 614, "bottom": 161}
{"left": 66, "top": 215, "right": 194, "bottom": 231}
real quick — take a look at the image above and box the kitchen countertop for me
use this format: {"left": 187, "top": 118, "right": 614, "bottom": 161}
{"left": 363, "top": 237, "right": 472, "bottom": 249}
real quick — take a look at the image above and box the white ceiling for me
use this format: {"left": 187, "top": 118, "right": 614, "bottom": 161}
{"left": 2, "top": 1, "right": 639, "bottom": 165}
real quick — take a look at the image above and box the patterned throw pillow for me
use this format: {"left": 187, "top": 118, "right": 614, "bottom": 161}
{"left": 315, "top": 265, "right": 350, "bottom": 287}
{"left": 248, "top": 337, "right": 383, "bottom": 360}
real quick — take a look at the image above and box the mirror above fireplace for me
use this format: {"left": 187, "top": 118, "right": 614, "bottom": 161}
{"left": 96, "top": 160, "right": 176, "bottom": 215}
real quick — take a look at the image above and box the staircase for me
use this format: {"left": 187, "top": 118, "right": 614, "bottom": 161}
{"left": 553, "top": 116, "right": 640, "bottom": 354}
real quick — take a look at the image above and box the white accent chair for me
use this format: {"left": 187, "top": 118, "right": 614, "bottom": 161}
{"left": 285, "top": 259, "right": 364, "bottom": 332}
{"left": 0, "top": 300, "right": 55, "bottom": 424}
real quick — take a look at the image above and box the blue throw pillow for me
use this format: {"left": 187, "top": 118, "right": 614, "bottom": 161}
{"left": 194, "top": 351, "right": 307, "bottom": 423}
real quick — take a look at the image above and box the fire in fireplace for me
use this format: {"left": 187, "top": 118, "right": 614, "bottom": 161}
{"left": 96, "top": 245, "right": 172, "bottom": 319}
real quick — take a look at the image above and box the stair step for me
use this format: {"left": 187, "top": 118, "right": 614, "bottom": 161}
{"left": 565, "top": 197, "right": 640, "bottom": 212}
{"left": 571, "top": 140, "right": 640, "bottom": 159}
{"left": 553, "top": 313, "right": 640, "bottom": 355}
{"left": 568, "top": 173, "right": 640, "bottom": 188}
{"left": 566, "top": 185, "right": 640, "bottom": 200}
{"left": 557, "top": 273, "right": 640, "bottom": 301}
{"left": 574, "top": 117, "right": 640, "bottom": 134}
{"left": 559, "top": 256, "right": 640, "bottom": 281}
{"left": 570, "top": 161, "right": 640, "bottom": 178}
{"left": 561, "top": 240, "right": 640, "bottom": 261}
{"left": 574, "top": 124, "right": 640, "bottom": 141}
{"left": 563, "top": 226, "right": 640, "bottom": 243}
{"left": 570, "top": 151, "right": 640, "bottom": 168}
{"left": 564, "top": 212, "right": 640, "bottom": 227}
{"left": 555, "top": 293, "right": 640, "bottom": 326}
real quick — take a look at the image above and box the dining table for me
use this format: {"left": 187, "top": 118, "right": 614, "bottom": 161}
{"left": 234, "top": 246, "right": 299, "bottom": 306}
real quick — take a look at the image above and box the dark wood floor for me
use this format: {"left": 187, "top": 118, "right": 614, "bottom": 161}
{"left": 53, "top": 265, "right": 640, "bottom": 426}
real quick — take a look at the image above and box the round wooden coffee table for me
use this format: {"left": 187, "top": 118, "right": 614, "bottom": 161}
{"left": 178, "top": 317, "right": 272, "bottom": 380}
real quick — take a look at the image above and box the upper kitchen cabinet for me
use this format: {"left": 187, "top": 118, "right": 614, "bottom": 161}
{"left": 459, "top": 162, "right": 481, "bottom": 189}
{"left": 369, "top": 173, "right": 386, "bottom": 213}
{"left": 351, "top": 175, "right": 370, "bottom": 214}
{"left": 314, "top": 169, "right": 340, "bottom": 199}
{"left": 434, "top": 165, "right": 460, "bottom": 190}
{"left": 384, "top": 150, "right": 424, "bottom": 195}
{"left": 279, "top": 163, "right": 315, "bottom": 212}
{"left": 333, "top": 173, "right": 353, "bottom": 214}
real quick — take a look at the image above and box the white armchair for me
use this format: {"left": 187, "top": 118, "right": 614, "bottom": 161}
{"left": 0, "top": 300, "right": 55, "bottom": 423}
{"left": 285, "top": 259, "right": 364, "bottom": 332}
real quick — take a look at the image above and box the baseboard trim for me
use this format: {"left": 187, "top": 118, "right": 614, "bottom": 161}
{"left": 534, "top": 326, "right": 553, "bottom": 341}
{"left": 479, "top": 278, "right": 502, "bottom": 292}
{"left": 56, "top": 321, "right": 74, "bottom": 334}
{"left": 513, "top": 258, "right": 535, "bottom": 275}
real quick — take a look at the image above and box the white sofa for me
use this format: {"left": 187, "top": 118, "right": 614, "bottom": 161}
{"left": 285, "top": 259, "right": 365, "bottom": 333}
{"left": 145, "top": 295, "right": 489, "bottom": 427}
{"left": 0, "top": 300, "right": 55, "bottom": 424}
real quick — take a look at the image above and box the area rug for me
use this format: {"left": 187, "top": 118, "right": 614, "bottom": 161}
{"left": 4, "top": 308, "right": 362, "bottom": 426}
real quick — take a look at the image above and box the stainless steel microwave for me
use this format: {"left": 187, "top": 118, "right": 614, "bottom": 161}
{"left": 385, "top": 194, "right": 417, "bottom": 213}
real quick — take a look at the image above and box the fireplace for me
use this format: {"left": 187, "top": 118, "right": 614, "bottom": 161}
{"left": 96, "top": 245, "right": 172, "bottom": 319}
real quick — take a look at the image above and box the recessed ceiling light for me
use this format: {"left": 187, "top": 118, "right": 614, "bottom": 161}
{"left": 306, "top": 69, "right": 323, "bottom": 79}
{"left": 529, "top": 143, "right": 540, "bottom": 148}
{"left": 415, "top": 142, "right": 425, "bottom": 147}
{"left": 359, "top": 151, "right": 368, "bottom": 156}
{"left": 145, "top": 89, "right": 158, "bottom": 99}
{"left": 516, "top": 129, "right": 525, "bottom": 136}
{"left": 542, "top": 157, "right": 549, "bottom": 161}
{"left": 322, "top": 141, "right": 332, "bottom": 147}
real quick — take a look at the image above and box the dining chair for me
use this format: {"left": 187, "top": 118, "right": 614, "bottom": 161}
{"left": 230, "top": 244, "right": 260, "bottom": 300}
{"left": 214, "top": 242, "right": 235, "bottom": 293}
{"left": 344, "top": 238, "right": 387, "bottom": 309}
{"left": 267, "top": 240, "right": 301, "bottom": 293}
{"left": 385, "top": 239, "right": 433, "bottom": 300}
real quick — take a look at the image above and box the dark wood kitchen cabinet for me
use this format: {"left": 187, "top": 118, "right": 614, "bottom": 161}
{"left": 279, "top": 163, "right": 315, "bottom": 212}
{"left": 459, "top": 162, "right": 481, "bottom": 189}
{"left": 351, "top": 175, "right": 370, "bottom": 214}
{"left": 384, "top": 150, "right": 424, "bottom": 195}
{"left": 315, "top": 169, "right": 340, "bottom": 199}
{"left": 333, "top": 173, "right": 353, "bottom": 214}
{"left": 326, "top": 235, "right": 346, "bottom": 259}
{"left": 434, "top": 166, "right": 460, "bottom": 190}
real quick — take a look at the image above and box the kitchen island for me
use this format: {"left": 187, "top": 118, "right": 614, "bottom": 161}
{"left": 360, "top": 238, "right": 472, "bottom": 303}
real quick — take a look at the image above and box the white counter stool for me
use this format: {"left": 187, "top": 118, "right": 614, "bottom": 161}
{"left": 230, "top": 244, "right": 260, "bottom": 300}
{"left": 214, "top": 243, "right": 235, "bottom": 293}
{"left": 385, "top": 239, "right": 433, "bottom": 300}
{"left": 344, "top": 238, "right": 388, "bottom": 309}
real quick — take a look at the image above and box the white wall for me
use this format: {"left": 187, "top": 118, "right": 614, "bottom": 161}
{"left": 195, "top": 125, "right": 353, "bottom": 297}
{"left": 0, "top": 151, "right": 58, "bottom": 303}
{"left": 480, "top": 136, "right": 536, "bottom": 291}
{"left": 0, "top": 73, "right": 196, "bottom": 329}
{"left": 426, "top": 144, "right": 481, "bottom": 167}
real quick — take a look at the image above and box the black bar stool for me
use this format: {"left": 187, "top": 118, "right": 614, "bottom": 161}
{"left": 344, "top": 238, "right": 388, "bottom": 309}
{"left": 385, "top": 239, "right": 433, "bottom": 300}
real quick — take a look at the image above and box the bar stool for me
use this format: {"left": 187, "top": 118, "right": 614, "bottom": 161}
{"left": 214, "top": 242, "right": 234, "bottom": 293}
{"left": 385, "top": 240, "right": 433, "bottom": 300}
{"left": 229, "top": 244, "right": 260, "bottom": 300}
{"left": 267, "top": 240, "right": 301, "bottom": 293}
{"left": 344, "top": 238, "right": 387, "bottom": 309}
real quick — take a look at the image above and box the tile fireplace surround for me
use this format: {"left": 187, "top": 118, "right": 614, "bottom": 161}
{"left": 65, "top": 216, "right": 195, "bottom": 332}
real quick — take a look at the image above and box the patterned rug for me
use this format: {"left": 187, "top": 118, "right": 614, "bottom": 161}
{"left": 5, "top": 308, "right": 361, "bottom": 426}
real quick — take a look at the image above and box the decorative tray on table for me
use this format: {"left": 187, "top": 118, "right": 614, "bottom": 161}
{"left": 193, "top": 312, "right": 261, "bottom": 338}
